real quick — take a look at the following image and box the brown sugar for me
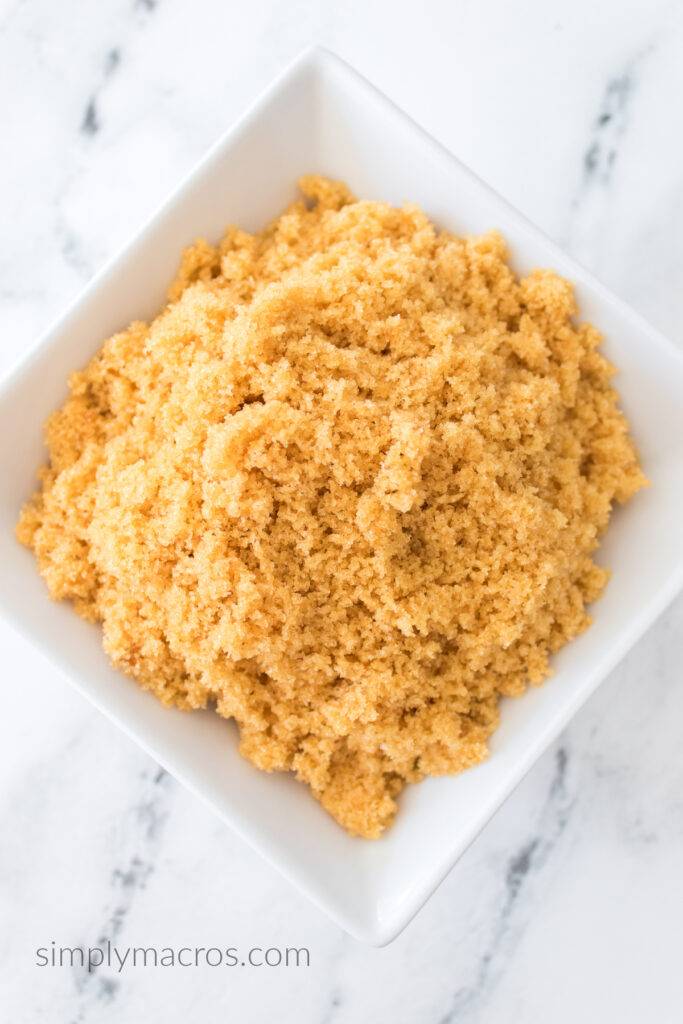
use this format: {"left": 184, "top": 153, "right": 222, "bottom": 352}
{"left": 17, "top": 176, "right": 647, "bottom": 837}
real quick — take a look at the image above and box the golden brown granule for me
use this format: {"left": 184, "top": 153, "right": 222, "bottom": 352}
{"left": 17, "top": 176, "right": 647, "bottom": 837}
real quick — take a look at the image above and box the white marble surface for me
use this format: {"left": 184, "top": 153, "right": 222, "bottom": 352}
{"left": 1, "top": 0, "right": 683, "bottom": 1019}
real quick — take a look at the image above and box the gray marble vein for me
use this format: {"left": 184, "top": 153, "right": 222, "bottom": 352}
{"left": 66, "top": 767, "right": 173, "bottom": 1021}
{"left": 566, "top": 44, "right": 655, "bottom": 271}
{"left": 80, "top": 49, "right": 121, "bottom": 138}
{"left": 437, "top": 748, "right": 575, "bottom": 1024}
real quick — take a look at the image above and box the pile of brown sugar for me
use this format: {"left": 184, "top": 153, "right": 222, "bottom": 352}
{"left": 17, "top": 176, "right": 647, "bottom": 838}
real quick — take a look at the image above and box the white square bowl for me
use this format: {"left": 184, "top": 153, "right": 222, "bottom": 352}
{"left": 2, "top": 47, "right": 683, "bottom": 946}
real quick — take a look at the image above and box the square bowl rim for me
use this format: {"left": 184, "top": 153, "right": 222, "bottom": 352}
{"left": 2, "top": 45, "right": 683, "bottom": 946}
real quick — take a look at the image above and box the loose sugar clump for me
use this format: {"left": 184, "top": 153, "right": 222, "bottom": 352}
{"left": 17, "top": 177, "right": 646, "bottom": 837}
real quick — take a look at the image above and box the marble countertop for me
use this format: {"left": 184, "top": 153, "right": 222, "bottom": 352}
{"left": 1, "top": 0, "right": 682, "bottom": 1020}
